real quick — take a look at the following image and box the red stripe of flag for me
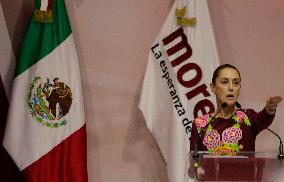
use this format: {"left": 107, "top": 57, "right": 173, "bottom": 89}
{"left": 23, "top": 125, "right": 88, "bottom": 182}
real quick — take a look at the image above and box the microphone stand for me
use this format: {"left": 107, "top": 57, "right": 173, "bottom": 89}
{"left": 235, "top": 102, "right": 284, "bottom": 160}
{"left": 278, "top": 141, "right": 284, "bottom": 160}
{"left": 192, "top": 144, "right": 199, "bottom": 169}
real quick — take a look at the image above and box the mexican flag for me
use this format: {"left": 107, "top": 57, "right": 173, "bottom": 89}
{"left": 3, "top": 0, "right": 88, "bottom": 181}
{"left": 139, "top": 0, "right": 219, "bottom": 181}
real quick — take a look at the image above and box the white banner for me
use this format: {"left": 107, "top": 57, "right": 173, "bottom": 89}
{"left": 139, "top": 0, "right": 219, "bottom": 181}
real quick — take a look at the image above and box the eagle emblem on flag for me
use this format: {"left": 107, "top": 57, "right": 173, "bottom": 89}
{"left": 27, "top": 76, "right": 73, "bottom": 128}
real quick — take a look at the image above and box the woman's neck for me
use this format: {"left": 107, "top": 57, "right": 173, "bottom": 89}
{"left": 220, "top": 106, "right": 235, "bottom": 119}
{"left": 214, "top": 105, "right": 235, "bottom": 119}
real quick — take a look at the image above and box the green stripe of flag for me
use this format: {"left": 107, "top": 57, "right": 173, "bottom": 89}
{"left": 15, "top": 0, "right": 71, "bottom": 76}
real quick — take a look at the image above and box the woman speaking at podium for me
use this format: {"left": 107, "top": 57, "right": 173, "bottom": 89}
{"left": 190, "top": 64, "right": 282, "bottom": 153}
{"left": 189, "top": 64, "right": 282, "bottom": 180}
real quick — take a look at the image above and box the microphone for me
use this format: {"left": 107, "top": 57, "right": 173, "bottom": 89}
{"left": 235, "top": 101, "right": 284, "bottom": 160}
{"left": 235, "top": 101, "right": 242, "bottom": 110}
{"left": 192, "top": 102, "right": 228, "bottom": 168}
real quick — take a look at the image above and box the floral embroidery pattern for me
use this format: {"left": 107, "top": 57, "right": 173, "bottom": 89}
{"left": 194, "top": 110, "right": 251, "bottom": 152}
{"left": 222, "top": 127, "right": 242, "bottom": 144}
{"left": 195, "top": 114, "right": 209, "bottom": 128}
{"left": 214, "top": 145, "right": 236, "bottom": 152}
{"left": 232, "top": 110, "right": 251, "bottom": 126}
{"left": 236, "top": 110, "right": 246, "bottom": 122}
{"left": 203, "top": 130, "right": 221, "bottom": 149}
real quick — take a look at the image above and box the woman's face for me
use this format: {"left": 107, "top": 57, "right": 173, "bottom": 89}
{"left": 210, "top": 68, "right": 241, "bottom": 107}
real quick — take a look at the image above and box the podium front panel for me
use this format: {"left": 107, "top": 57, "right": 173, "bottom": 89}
{"left": 189, "top": 151, "right": 284, "bottom": 181}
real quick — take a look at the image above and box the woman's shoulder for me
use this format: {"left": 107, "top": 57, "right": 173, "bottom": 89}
{"left": 233, "top": 109, "right": 254, "bottom": 126}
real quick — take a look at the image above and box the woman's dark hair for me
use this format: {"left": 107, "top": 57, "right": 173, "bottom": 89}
{"left": 212, "top": 64, "right": 241, "bottom": 84}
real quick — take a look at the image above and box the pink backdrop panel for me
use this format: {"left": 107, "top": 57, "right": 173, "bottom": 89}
{"left": 1, "top": 0, "right": 284, "bottom": 181}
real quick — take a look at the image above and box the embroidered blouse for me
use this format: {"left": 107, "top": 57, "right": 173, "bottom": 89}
{"left": 190, "top": 108, "right": 275, "bottom": 152}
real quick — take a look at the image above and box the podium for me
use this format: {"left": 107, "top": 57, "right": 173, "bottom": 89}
{"left": 189, "top": 151, "right": 284, "bottom": 181}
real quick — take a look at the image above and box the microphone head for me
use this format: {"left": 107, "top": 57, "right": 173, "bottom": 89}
{"left": 235, "top": 101, "right": 241, "bottom": 109}
{"left": 221, "top": 102, "right": 228, "bottom": 108}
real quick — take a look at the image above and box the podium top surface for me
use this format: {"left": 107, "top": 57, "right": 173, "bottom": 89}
{"left": 194, "top": 151, "right": 281, "bottom": 159}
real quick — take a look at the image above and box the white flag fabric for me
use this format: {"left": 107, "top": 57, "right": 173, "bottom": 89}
{"left": 139, "top": 0, "right": 219, "bottom": 181}
{"left": 3, "top": 0, "right": 88, "bottom": 181}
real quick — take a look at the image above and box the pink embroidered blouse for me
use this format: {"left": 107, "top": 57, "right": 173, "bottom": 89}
{"left": 190, "top": 108, "right": 275, "bottom": 152}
